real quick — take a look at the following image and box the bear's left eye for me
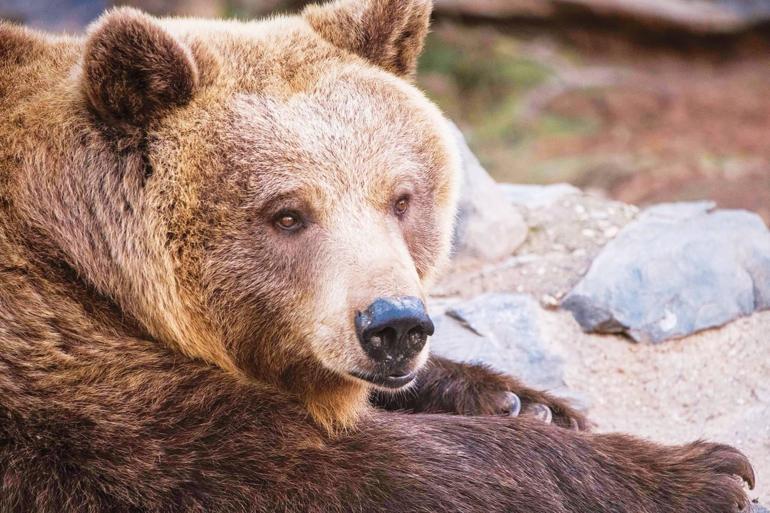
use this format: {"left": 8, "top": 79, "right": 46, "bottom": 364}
{"left": 274, "top": 211, "right": 303, "bottom": 232}
{"left": 394, "top": 196, "right": 410, "bottom": 217}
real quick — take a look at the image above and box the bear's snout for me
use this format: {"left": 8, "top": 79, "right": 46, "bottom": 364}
{"left": 353, "top": 297, "right": 433, "bottom": 388}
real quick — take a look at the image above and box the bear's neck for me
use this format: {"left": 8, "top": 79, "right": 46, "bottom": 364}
{"left": 278, "top": 364, "right": 371, "bottom": 433}
{"left": 7, "top": 226, "right": 371, "bottom": 434}
{"left": 305, "top": 380, "right": 371, "bottom": 433}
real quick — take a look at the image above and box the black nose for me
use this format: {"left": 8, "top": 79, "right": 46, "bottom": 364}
{"left": 355, "top": 297, "right": 434, "bottom": 370}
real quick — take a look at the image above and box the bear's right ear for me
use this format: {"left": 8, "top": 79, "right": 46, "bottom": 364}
{"left": 82, "top": 8, "right": 198, "bottom": 131}
{"left": 303, "top": 0, "right": 432, "bottom": 80}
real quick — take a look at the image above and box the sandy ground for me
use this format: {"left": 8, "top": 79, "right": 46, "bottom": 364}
{"left": 542, "top": 308, "right": 770, "bottom": 501}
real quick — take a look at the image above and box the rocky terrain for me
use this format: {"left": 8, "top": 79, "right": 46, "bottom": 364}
{"left": 436, "top": 126, "right": 770, "bottom": 501}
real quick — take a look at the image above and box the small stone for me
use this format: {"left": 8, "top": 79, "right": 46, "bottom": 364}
{"left": 541, "top": 294, "right": 560, "bottom": 308}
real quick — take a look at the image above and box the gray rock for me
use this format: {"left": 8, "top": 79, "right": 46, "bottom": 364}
{"left": 563, "top": 202, "right": 770, "bottom": 343}
{"left": 430, "top": 293, "right": 566, "bottom": 392}
{"left": 499, "top": 183, "right": 581, "bottom": 209}
{"left": 448, "top": 123, "right": 528, "bottom": 266}
{"left": 751, "top": 503, "right": 769, "bottom": 513}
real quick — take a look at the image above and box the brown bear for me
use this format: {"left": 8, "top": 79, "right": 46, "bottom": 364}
{"left": 0, "top": 1, "right": 755, "bottom": 512}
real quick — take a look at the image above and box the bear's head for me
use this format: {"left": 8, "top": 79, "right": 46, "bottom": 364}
{"left": 12, "top": 0, "right": 459, "bottom": 429}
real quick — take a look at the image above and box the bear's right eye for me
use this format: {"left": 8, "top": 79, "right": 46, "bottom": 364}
{"left": 274, "top": 211, "right": 303, "bottom": 232}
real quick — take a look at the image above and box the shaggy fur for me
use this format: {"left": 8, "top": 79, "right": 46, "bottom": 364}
{"left": 0, "top": 1, "right": 755, "bottom": 511}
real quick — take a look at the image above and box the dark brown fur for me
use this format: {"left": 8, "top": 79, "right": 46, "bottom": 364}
{"left": 373, "top": 355, "right": 589, "bottom": 429}
{"left": 83, "top": 9, "right": 200, "bottom": 132}
{"left": 0, "top": 1, "right": 755, "bottom": 512}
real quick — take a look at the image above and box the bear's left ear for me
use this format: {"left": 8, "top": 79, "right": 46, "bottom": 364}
{"left": 82, "top": 7, "right": 199, "bottom": 131}
{"left": 303, "top": 0, "right": 432, "bottom": 79}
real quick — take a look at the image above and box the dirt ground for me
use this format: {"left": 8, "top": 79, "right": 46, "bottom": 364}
{"left": 542, "top": 309, "right": 770, "bottom": 501}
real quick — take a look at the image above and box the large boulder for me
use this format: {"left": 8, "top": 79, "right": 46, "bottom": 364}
{"left": 1, "top": 0, "right": 107, "bottom": 30}
{"left": 563, "top": 202, "right": 770, "bottom": 343}
{"left": 448, "top": 123, "right": 528, "bottom": 268}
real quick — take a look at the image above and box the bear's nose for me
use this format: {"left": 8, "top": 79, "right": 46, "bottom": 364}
{"left": 355, "top": 296, "right": 434, "bottom": 371}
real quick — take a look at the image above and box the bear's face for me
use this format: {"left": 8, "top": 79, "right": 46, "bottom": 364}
{"left": 177, "top": 68, "right": 457, "bottom": 393}
{"left": 53, "top": 0, "right": 456, "bottom": 425}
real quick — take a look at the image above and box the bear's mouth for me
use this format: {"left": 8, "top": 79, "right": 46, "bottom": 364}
{"left": 349, "top": 370, "right": 416, "bottom": 389}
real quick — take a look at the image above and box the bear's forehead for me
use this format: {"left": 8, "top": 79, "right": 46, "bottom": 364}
{"left": 227, "top": 78, "right": 430, "bottom": 163}
{"left": 151, "top": 16, "right": 453, "bottom": 205}
{"left": 216, "top": 86, "right": 442, "bottom": 201}
{"left": 161, "top": 16, "right": 353, "bottom": 92}
{"left": 193, "top": 67, "right": 445, "bottom": 184}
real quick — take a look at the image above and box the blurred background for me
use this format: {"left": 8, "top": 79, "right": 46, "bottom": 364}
{"left": 3, "top": 0, "right": 770, "bottom": 222}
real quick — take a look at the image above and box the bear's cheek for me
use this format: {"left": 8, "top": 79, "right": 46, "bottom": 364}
{"left": 199, "top": 228, "right": 325, "bottom": 369}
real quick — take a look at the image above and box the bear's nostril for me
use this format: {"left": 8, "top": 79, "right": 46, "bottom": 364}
{"left": 371, "top": 327, "right": 397, "bottom": 349}
{"left": 406, "top": 328, "right": 427, "bottom": 350}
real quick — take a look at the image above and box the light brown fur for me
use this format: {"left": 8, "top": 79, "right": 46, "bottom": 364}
{"left": 1, "top": 1, "right": 458, "bottom": 431}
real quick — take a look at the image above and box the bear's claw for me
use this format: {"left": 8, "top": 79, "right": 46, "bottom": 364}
{"left": 502, "top": 391, "right": 522, "bottom": 417}
{"left": 523, "top": 403, "right": 553, "bottom": 424}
